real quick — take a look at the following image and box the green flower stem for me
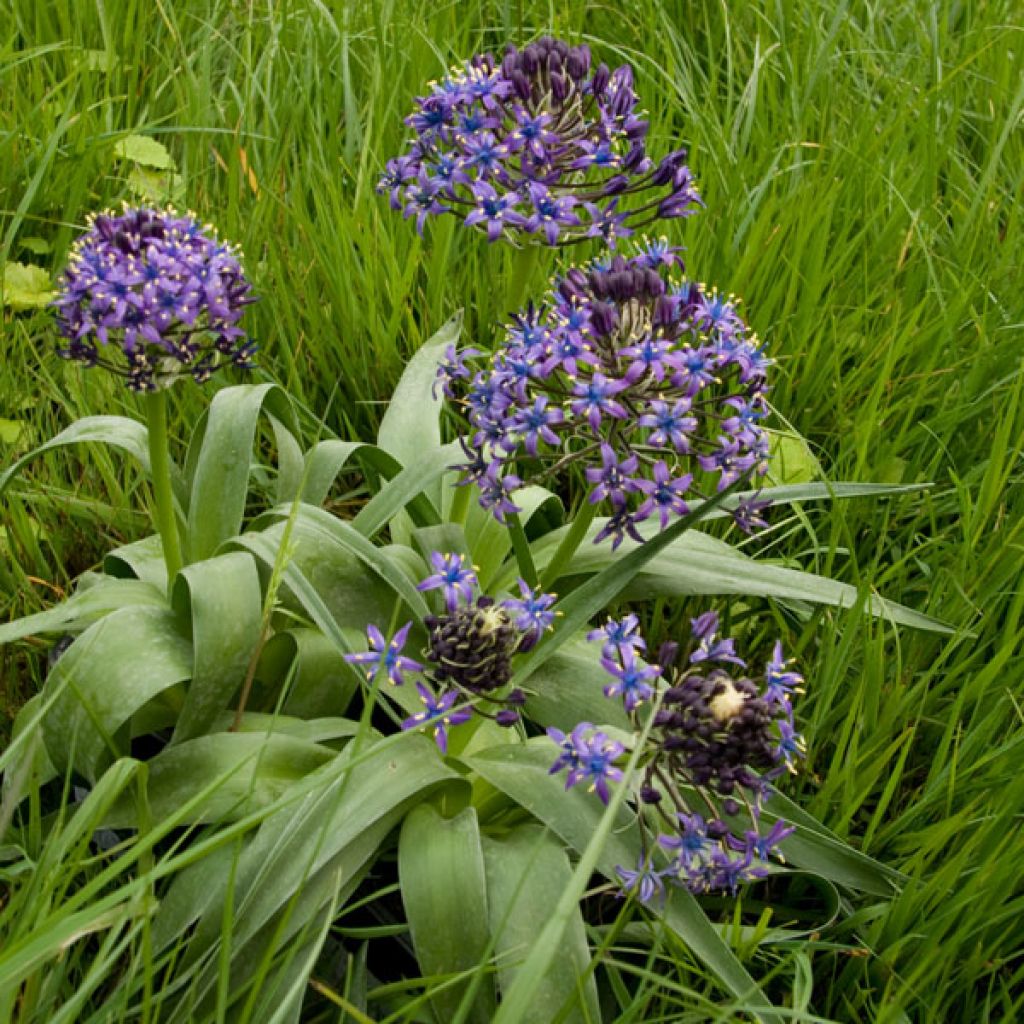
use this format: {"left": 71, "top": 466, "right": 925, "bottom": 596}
{"left": 505, "top": 511, "right": 538, "bottom": 589}
{"left": 540, "top": 497, "right": 599, "bottom": 590}
{"left": 449, "top": 479, "right": 472, "bottom": 526}
{"left": 505, "top": 244, "right": 542, "bottom": 318}
{"left": 144, "top": 390, "right": 183, "bottom": 583}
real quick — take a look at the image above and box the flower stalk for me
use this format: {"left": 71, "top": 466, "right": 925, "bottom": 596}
{"left": 144, "top": 390, "right": 183, "bottom": 582}
{"left": 540, "top": 495, "right": 598, "bottom": 588}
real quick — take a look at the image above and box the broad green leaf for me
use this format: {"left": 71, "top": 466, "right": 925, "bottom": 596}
{"left": 351, "top": 441, "right": 463, "bottom": 538}
{"left": 113, "top": 133, "right": 175, "bottom": 169}
{"left": 278, "top": 628, "right": 359, "bottom": 719}
{"left": 399, "top": 804, "right": 496, "bottom": 1024}
{"left": 522, "top": 521, "right": 949, "bottom": 633}
{"left": 0, "top": 415, "right": 181, "bottom": 499}
{"left": 241, "top": 897, "right": 340, "bottom": 1024}
{"left": 377, "top": 310, "right": 462, "bottom": 470}
{"left": 171, "top": 552, "right": 264, "bottom": 743}
{"left": 231, "top": 527, "right": 424, "bottom": 718}
{"left": 211, "top": 712, "right": 361, "bottom": 743}
{"left": 297, "top": 438, "right": 402, "bottom": 507}
{"left": 481, "top": 825, "right": 600, "bottom": 1024}
{"left": 761, "top": 789, "right": 905, "bottom": 896}
{"left": 186, "top": 383, "right": 298, "bottom": 562}
{"left": 246, "top": 506, "right": 429, "bottom": 624}
{"left": 270, "top": 413, "right": 306, "bottom": 505}
{"left": 101, "top": 731, "right": 336, "bottom": 827}
{"left": 410, "top": 522, "right": 470, "bottom": 563}
{"left": 103, "top": 533, "right": 168, "bottom": 588}
{"left": 523, "top": 639, "right": 630, "bottom": 733}
{"left": 468, "top": 484, "right": 565, "bottom": 590}
{"left": 466, "top": 741, "right": 776, "bottom": 1017}
{"left": 157, "top": 734, "right": 467, "bottom": 1016}
{"left": 0, "top": 577, "right": 165, "bottom": 646}
{"left": 42, "top": 605, "right": 193, "bottom": 781}
{"left": 511, "top": 480, "right": 746, "bottom": 690}
{"left": 698, "top": 480, "right": 929, "bottom": 518}
{"left": 2, "top": 260, "right": 54, "bottom": 310}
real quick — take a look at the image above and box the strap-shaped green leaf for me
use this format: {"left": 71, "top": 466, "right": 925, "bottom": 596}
{"left": 351, "top": 441, "right": 462, "bottom": 538}
{"left": 0, "top": 415, "right": 184, "bottom": 506}
{"left": 103, "top": 534, "right": 168, "bottom": 588}
{"left": 244, "top": 507, "right": 430, "bottom": 623}
{"left": 465, "top": 741, "right": 777, "bottom": 1018}
{"left": 270, "top": 412, "right": 306, "bottom": 505}
{"left": 759, "top": 788, "right": 905, "bottom": 895}
{"left": 695, "top": 480, "right": 931, "bottom": 519}
{"left": 277, "top": 628, "right": 360, "bottom": 719}
{"left": 481, "top": 825, "right": 601, "bottom": 1024}
{"left": 297, "top": 438, "right": 401, "bottom": 507}
{"left": 467, "top": 483, "right": 564, "bottom": 590}
{"left": 521, "top": 639, "right": 631, "bottom": 734}
{"left": 377, "top": 310, "right": 462, "bottom": 471}
{"left": 42, "top": 605, "right": 193, "bottom": 781}
{"left": 230, "top": 528, "right": 424, "bottom": 717}
{"left": 511, "top": 480, "right": 745, "bottom": 691}
{"left": 520, "top": 521, "right": 950, "bottom": 633}
{"left": 186, "top": 383, "right": 298, "bottom": 562}
{"left": 102, "top": 731, "right": 337, "bottom": 827}
{"left": 155, "top": 734, "right": 467, "bottom": 1016}
{"left": 399, "top": 803, "right": 496, "bottom": 1024}
{"left": 0, "top": 577, "right": 165, "bottom": 646}
{"left": 171, "top": 552, "right": 264, "bottom": 743}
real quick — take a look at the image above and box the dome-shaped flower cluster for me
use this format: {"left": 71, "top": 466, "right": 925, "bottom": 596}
{"left": 54, "top": 206, "right": 257, "bottom": 391}
{"left": 440, "top": 242, "right": 772, "bottom": 547}
{"left": 549, "top": 610, "right": 805, "bottom": 897}
{"left": 379, "top": 37, "right": 701, "bottom": 246}
{"left": 344, "top": 552, "right": 557, "bottom": 752}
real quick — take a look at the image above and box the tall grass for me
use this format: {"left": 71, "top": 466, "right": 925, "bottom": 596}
{"left": 1, "top": 0, "right": 1021, "bottom": 1019}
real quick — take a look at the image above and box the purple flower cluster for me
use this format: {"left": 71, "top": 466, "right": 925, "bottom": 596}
{"left": 345, "top": 551, "right": 557, "bottom": 752}
{"left": 441, "top": 242, "right": 772, "bottom": 546}
{"left": 54, "top": 206, "right": 256, "bottom": 391}
{"left": 379, "top": 37, "right": 700, "bottom": 246}
{"left": 548, "top": 610, "right": 804, "bottom": 898}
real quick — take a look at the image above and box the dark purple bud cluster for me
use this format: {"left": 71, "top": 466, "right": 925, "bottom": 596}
{"left": 549, "top": 610, "right": 804, "bottom": 898}
{"left": 442, "top": 242, "right": 772, "bottom": 547}
{"left": 425, "top": 596, "right": 522, "bottom": 693}
{"left": 379, "top": 37, "right": 701, "bottom": 245}
{"left": 54, "top": 206, "right": 257, "bottom": 391}
{"left": 347, "top": 552, "right": 556, "bottom": 752}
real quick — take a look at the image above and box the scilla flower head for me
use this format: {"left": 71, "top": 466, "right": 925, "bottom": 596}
{"left": 441, "top": 241, "right": 772, "bottom": 547}
{"left": 345, "top": 552, "right": 558, "bottom": 753}
{"left": 54, "top": 206, "right": 257, "bottom": 391}
{"left": 549, "top": 611, "right": 804, "bottom": 899}
{"left": 380, "top": 37, "right": 701, "bottom": 246}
